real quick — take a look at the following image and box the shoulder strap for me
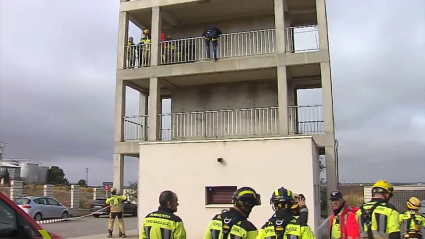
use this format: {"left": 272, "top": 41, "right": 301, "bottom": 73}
{"left": 360, "top": 201, "right": 382, "bottom": 239}
{"left": 221, "top": 211, "right": 242, "bottom": 239}
{"left": 272, "top": 212, "right": 293, "bottom": 239}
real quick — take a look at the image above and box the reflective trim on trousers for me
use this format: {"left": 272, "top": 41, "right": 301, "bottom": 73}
{"left": 360, "top": 231, "right": 389, "bottom": 239}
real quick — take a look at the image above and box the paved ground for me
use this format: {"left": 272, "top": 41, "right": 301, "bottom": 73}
{"left": 42, "top": 215, "right": 138, "bottom": 238}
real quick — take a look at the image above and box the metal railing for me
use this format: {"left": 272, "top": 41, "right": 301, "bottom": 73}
{"left": 285, "top": 25, "right": 319, "bottom": 53}
{"left": 159, "top": 29, "right": 276, "bottom": 65}
{"left": 123, "top": 115, "right": 149, "bottom": 141}
{"left": 159, "top": 107, "right": 279, "bottom": 140}
{"left": 288, "top": 105, "right": 324, "bottom": 134}
{"left": 125, "top": 43, "right": 151, "bottom": 69}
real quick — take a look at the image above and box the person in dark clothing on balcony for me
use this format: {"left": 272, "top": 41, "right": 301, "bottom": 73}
{"left": 202, "top": 25, "right": 222, "bottom": 61}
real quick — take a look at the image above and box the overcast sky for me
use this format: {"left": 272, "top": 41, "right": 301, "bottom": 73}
{"left": 0, "top": 0, "right": 424, "bottom": 186}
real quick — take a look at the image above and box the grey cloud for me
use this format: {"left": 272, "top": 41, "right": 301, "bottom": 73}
{"left": 1, "top": 0, "right": 424, "bottom": 185}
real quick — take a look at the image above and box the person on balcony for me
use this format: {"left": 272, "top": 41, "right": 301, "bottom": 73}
{"left": 202, "top": 25, "right": 222, "bottom": 61}
{"left": 328, "top": 191, "right": 359, "bottom": 239}
{"left": 127, "top": 37, "right": 136, "bottom": 68}
{"left": 138, "top": 29, "right": 151, "bottom": 67}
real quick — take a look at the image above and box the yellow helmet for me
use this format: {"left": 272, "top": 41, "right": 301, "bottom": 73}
{"left": 291, "top": 193, "right": 299, "bottom": 209}
{"left": 407, "top": 197, "right": 421, "bottom": 210}
{"left": 372, "top": 180, "right": 394, "bottom": 194}
{"left": 143, "top": 29, "right": 150, "bottom": 34}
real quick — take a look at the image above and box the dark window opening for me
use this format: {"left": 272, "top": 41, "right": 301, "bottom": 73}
{"left": 206, "top": 186, "right": 237, "bottom": 205}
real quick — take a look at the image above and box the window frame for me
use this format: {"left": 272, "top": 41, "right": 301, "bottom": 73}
{"left": 205, "top": 186, "right": 237, "bottom": 205}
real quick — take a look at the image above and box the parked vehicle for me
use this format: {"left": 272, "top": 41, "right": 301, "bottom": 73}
{"left": 14, "top": 196, "right": 69, "bottom": 221}
{"left": 0, "top": 192, "right": 63, "bottom": 238}
{"left": 90, "top": 197, "right": 137, "bottom": 218}
{"left": 419, "top": 200, "right": 425, "bottom": 216}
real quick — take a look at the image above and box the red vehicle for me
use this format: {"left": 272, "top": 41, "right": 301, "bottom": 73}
{"left": 0, "top": 192, "right": 63, "bottom": 238}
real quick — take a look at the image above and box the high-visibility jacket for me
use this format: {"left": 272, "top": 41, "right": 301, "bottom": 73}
{"left": 399, "top": 210, "right": 425, "bottom": 238}
{"left": 106, "top": 194, "right": 127, "bottom": 213}
{"left": 204, "top": 208, "right": 257, "bottom": 239}
{"left": 256, "top": 209, "right": 315, "bottom": 239}
{"left": 141, "top": 206, "right": 187, "bottom": 239}
{"left": 329, "top": 205, "right": 360, "bottom": 239}
{"left": 356, "top": 198, "right": 401, "bottom": 239}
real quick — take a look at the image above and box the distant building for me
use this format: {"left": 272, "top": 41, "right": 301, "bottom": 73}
{"left": 1, "top": 159, "right": 49, "bottom": 184}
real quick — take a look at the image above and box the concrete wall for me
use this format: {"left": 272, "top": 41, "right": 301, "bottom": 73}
{"left": 138, "top": 136, "right": 320, "bottom": 238}
{"left": 168, "top": 15, "right": 275, "bottom": 39}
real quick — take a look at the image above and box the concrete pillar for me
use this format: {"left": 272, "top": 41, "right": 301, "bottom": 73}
{"left": 148, "top": 77, "right": 160, "bottom": 141}
{"left": 320, "top": 62, "right": 335, "bottom": 134}
{"left": 93, "top": 188, "right": 104, "bottom": 200}
{"left": 43, "top": 184, "right": 54, "bottom": 197}
{"left": 10, "top": 180, "right": 23, "bottom": 200}
{"left": 151, "top": 6, "right": 162, "bottom": 66}
{"left": 277, "top": 66, "right": 289, "bottom": 135}
{"left": 273, "top": 0, "right": 286, "bottom": 53}
{"left": 71, "top": 185, "right": 80, "bottom": 209}
{"left": 114, "top": 80, "right": 126, "bottom": 142}
{"left": 316, "top": 0, "right": 330, "bottom": 51}
{"left": 117, "top": 12, "right": 129, "bottom": 69}
{"left": 325, "top": 146, "right": 337, "bottom": 214}
{"left": 287, "top": 80, "right": 297, "bottom": 134}
{"left": 113, "top": 154, "right": 124, "bottom": 194}
{"left": 139, "top": 93, "right": 148, "bottom": 140}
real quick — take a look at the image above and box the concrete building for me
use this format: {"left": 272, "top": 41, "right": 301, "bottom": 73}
{"left": 113, "top": 0, "right": 337, "bottom": 235}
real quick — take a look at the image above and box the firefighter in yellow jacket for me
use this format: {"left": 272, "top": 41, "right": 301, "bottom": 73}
{"left": 203, "top": 187, "right": 261, "bottom": 239}
{"left": 356, "top": 180, "right": 400, "bottom": 239}
{"left": 399, "top": 197, "right": 425, "bottom": 239}
{"left": 256, "top": 187, "right": 315, "bottom": 239}
{"left": 140, "top": 190, "right": 186, "bottom": 239}
{"left": 106, "top": 187, "right": 127, "bottom": 238}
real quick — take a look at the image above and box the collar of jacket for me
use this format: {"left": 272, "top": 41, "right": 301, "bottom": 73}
{"left": 158, "top": 206, "right": 175, "bottom": 213}
{"left": 370, "top": 198, "right": 387, "bottom": 203}
{"left": 227, "top": 207, "right": 247, "bottom": 219}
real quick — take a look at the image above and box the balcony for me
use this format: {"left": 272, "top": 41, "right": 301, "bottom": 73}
{"left": 122, "top": 105, "right": 324, "bottom": 141}
{"left": 124, "top": 26, "right": 318, "bottom": 69}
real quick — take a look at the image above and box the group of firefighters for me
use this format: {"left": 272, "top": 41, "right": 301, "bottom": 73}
{"left": 126, "top": 25, "right": 223, "bottom": 67}
{"left": 105, "top": 179, "right": 425, "bottom": 239}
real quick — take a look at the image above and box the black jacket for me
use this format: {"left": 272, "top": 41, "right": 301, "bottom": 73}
{"left": 202, "top": 26, "right": 223, "bottom": 39}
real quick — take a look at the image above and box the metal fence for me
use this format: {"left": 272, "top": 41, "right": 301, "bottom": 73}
{"left": 159, "top": 29, "right": 276, "bottom": 65}
{"left": 159, "top": 107, "right": 279, "bottom": 140}
{"left": 288, "top": 105, "right": 324, "bottom": 134}
{"left": 285, "top": 25, "right": 319, "bottom": 53}
{"left": 123, "top": 115, "right": 149, "bottom": 141}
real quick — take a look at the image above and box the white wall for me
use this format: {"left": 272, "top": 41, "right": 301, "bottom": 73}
{"left": 138, "top": 136, "right": 320, "bottom": 238}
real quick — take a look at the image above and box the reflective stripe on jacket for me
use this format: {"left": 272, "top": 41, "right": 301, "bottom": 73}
{"left": 329, "top": 205, "right": 360, "bottom": 239}
{"left": 106, "top": 194, "right": 127, "bottom": 213}
{"left": 204, "top": 208, "right": 257, "bottom": 239}
{"left": 141, "top": 206, "right": 186, "bottom": 239}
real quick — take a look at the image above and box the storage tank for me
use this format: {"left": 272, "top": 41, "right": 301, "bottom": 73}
{"left": 38, "top": 166, "right": 49, "bottom": 184}
{"left": 20, "top": 163, "right": 39, "bottom": 184}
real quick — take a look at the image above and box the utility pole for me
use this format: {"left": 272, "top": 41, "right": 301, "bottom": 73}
{"left": 85, "top": 168, "right": 89, "bottom": 186}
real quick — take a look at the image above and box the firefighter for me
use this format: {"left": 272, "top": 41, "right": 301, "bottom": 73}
{"left": 140, "top": 190, "right": 186, "bottom": 239}
{"left": 106, "top": 187, "right": 127, "bottom": 238}
{"left": 328, "top": 191, "right": 359, "bottom": 239}
{"left": 127, "top": 37, "right": 136, "bottom": 68}
{"left": 202, "top": 25, "right": 222, "bottom": 61}
{"left": 138, "top": 29, "right": 151, "bottom": 66}
{"left": 203, "top": 187, "right": 261, "bottom": 239}
{"left": 356, "top": 180, "right": 400, "bottom": 239}
{"left": 399, "top": 197, "right": 425, "bottom": 239}
{"left": 256, "top": 187, "right": 315, "bottom": 239}
{"left": 292, "top": 193, "right": 308, "bottom": 225}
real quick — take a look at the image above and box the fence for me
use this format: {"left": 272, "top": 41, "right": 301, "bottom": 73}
{"left": 123, "top": 115, "right": 149, "bottom": 141}
{"left": 288, "top": 105, "right": 324, "bottom": 134}
{"left": 125, "top": 43, "right": 151, "bottom": 69}
{"left": 285, "top": 25, "right": 319, "bottom": 53}
{"left": 159, "top": 107, "right": 279, "bottom": 140}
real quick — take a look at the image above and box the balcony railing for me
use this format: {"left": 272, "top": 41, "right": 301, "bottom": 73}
{"left": 122, "top": 105, "right": 324, "bottom": 141}
{"left": 159, "top": 29, "right": 276, "bottom": 65}
{"left": 125, "top": 43, "right": 151, "bottom": 69}
{"left": 285, "top": 25, "right": 319, "bottom": 53}
{"left": 288, "top": 105, "right": 324, "bottom": 134}
{"left": 123, "top": 115, "right": 149, "bottom": 141}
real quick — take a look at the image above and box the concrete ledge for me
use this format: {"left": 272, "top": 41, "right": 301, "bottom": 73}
{"left": 118, "top": 54, "right": 278, "bottom": 80}
{"left": 114, "top": 142, "right": 141, "bottom": 155}
{"left": 120, "top": 0, "right": 206, "bottom": 12}
{"left": 312, "top": 134, "right": 334, "bottom": 147}
{"left": 285, "top": 50, "right": 329, "bottom": 65}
